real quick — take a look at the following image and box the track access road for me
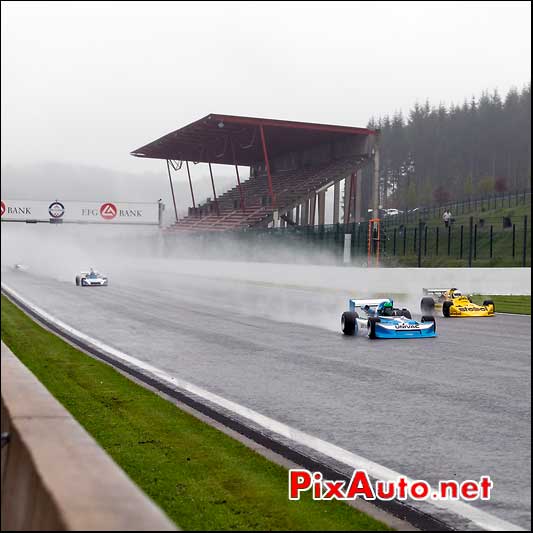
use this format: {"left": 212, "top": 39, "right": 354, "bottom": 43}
{"left": 2, "top": 267, "right": 530, "bottom": 530}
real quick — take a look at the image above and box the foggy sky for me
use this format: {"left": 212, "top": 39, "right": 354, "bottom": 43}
{"left": 1, "top": 0, "right": 531, "bottom": 181}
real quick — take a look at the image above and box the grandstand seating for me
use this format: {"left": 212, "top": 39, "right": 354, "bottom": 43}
{"left": 167, "top": 155, "right": 368, "bottom": 231}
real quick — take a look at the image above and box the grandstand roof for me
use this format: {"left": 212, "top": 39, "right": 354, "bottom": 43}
{"left": 131, "top": 113, "right": 376, "bottom": 166}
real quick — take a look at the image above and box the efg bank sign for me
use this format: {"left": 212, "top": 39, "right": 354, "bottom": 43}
{"left": 0, "top": 200, "right": 161, "bottom": 225}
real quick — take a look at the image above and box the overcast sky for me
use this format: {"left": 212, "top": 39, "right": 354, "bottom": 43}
{"left": 1, "top": 0, "right": 531, "bottom": 179}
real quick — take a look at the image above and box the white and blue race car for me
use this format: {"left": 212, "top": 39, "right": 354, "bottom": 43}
{"left": 75, "top": 269, "right": 108, "bottom": 287}
{"left": 341, "top": 298, "right": 436, "bottom": 339}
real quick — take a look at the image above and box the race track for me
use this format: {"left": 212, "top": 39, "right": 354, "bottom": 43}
{"left": 1, "top": 267, "right": 531, "bottom": 530}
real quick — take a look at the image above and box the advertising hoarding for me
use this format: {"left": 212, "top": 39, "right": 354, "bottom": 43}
{"left": 1, "top": 200, "right": 161, "bottom": 225}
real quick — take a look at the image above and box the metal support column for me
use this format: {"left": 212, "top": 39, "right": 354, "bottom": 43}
{"left": 372, "top": 139, "right": 380, "bottom": 219}
{"left": 367, "top": 218, "right": 380, "bottom": 267}
{"left": 344, "top": 173, "right": 355, "bottom": 224}
{"left": 208, "top": 163, "right": 220, "bottom": 216}
{"left": 417, "top": 221, "right": 423, "bottom": 267}
{"left": 309, "top": 193, "right": 317, "bottom": 227}
{"left": 318, "top": 190, "right": 326, "bottom": 226}
{"left": 230, "top": 138, "right": 245, "bottom": 211}
{"left": 185, "top": 161, "right": 196, "bottom": 211}
{"left": 468, "top": 216, "right": 474, "bottom": 267}
{"left": 259, "top": 125, "right": 275, "bottom": 208}
{"left": 166, "top": 160, "right": 179, "bottom": 223}
{"left": 354, "top": 169, "right": 362, "bottom": 222}
{"left": 333, "top": 181, "right": 340, "bottom": 224}
{"left": 523, "top": 216, "right": 528, "bottom": 267}
{"left": 343, "top": 176, "right": 350, "bottom": 224}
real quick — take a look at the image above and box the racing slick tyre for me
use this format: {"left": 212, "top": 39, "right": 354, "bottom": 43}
{"left": 421, "top": 315, "right": 437, "bottom": 331}
{"left": 341, "top": 312, "right": 359, "bottom": 336}
{"left": 75, "top": 276, "right": 80, "bottom": 286}
{"left": 368, "top": 317, "right": 381, "bottom": 339}
{"left": 442, "top": 301, "right": 453, "bottom": 317}
{"left": 420, "top": 297, "right": 435, "bottom": 315}
{"left": 483, "top": 299, "right": 495, "bottom": 312}
{"left": 400, "top": 308, "right": 412, "bottom": 319}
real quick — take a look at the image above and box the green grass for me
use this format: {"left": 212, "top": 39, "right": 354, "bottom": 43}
{"left": 380, "top": 201, "right": 531, "bottom": 268}
{"left": 470, "top": 295, "right": 531, "bottom": 315}
{"left": 378, "top": 198, "right": 531, "bottom": 267}
{"left": 0, "top": 295, "right": 390, "bottom": 531}
{"left": 385, "top": 200, "right": 531, "bottom": 228}
{"left": 384, "top": 255, "right": 531, "bottom": 268}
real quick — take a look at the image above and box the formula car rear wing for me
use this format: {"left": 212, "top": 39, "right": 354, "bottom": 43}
{"left": 349, "top": 298, "right": 391, "bottom": 312}
{"left": 423, "top": 288, "right": 455, "bottom": 296}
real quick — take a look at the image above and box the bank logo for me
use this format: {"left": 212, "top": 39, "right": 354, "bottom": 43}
{"left": 100, "top": 202, "right": 117, "bottom": 220}
{"left": 0, "top": 201, "right": 5, "bottom": 216}
{"left": 49, "top": 201, "right": 65, "bottom": 218}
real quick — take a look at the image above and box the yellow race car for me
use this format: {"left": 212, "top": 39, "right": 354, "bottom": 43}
{"left": 421, "top": 288, "right": 495, "bottom": 317}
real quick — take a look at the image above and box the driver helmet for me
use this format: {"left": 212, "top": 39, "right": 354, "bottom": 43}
{"left": 378, "top": 301, "right": 394, "bottom": 317}
{"left": 452, "top": 290, "right": 462, "bottom": 298}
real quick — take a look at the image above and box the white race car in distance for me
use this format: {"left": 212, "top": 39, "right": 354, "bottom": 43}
{"left": 75, "top": 269, "right": 108, "bottom": 287}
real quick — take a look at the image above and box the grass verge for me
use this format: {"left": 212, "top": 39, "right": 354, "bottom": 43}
{"left": 380, "top": 201, "right": 531, "bottom": 268}
{"left": 0, "top": 295, "right": 390, "bottom": 531}
{"left": 470, "top": 294, "right": 531, "bottom": 315}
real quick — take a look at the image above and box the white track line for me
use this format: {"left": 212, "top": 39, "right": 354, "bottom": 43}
{"left": 1, "top": 282, "right": 525, "bottom": 532}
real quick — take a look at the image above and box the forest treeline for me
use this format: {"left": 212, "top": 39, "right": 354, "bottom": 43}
{"left": 365, "top": 83, "right": 531, "bottom": 209}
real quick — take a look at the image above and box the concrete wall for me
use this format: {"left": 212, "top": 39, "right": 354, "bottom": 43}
{"left": 1, "top": 342, "right": 176, "bottom": 531}
{"left": 144, "top": 259, "right": 532, "bottom": 296}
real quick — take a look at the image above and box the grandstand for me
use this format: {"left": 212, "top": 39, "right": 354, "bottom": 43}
{"left": 131, "top": 114, "right": 379, "bottom": 231}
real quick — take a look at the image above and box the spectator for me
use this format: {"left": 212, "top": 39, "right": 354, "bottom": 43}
{"left": 443, "top": 209, "right": 452, "bottom": 228}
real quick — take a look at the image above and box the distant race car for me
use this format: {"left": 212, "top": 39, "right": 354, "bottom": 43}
{"left": 12, "top": 264, "right": 29, "bottom": 271}
{"left": 341, "top": 298, "right": 437, "bottom": 339}
{"left": 420, "top": 288, "right": 494, "bottom": 317}
{"left": 75, "top": 269, "right": 108, "bottom": 287}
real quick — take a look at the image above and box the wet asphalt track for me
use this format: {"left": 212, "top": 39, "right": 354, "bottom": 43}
{"left": 1, "top": 269, "right": 531, "bottom": 530}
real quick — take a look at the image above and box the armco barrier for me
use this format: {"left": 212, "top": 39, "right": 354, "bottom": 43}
{"left": 1, "top": 342, "right": 176, "bottom": 531}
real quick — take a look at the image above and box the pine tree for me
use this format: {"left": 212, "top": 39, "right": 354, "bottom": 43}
{"left": 374, "top": 84, "right": 531, "bottom": 207}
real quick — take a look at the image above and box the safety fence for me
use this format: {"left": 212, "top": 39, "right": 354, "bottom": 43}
{"left": 382, "top": 190, "right": 531, "bottom": 227}
{"left": 233, "top": 213, "right": 531, "bottom": 267}
{"left": 379, "top": 215, "right": 531, "bottom": 267}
